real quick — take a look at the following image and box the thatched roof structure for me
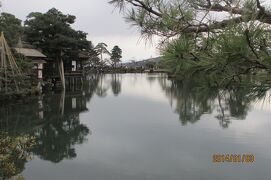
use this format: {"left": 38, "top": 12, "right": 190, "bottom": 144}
{"left": 14, "top": 37, "right": 46, "bottom": 58}
{"left": 14, "top": 48, "right": 47, "bottom": 58}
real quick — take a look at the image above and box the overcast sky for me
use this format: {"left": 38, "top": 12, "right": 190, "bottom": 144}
{"left": 1, "top": 0, "right": 159, "bottom": 62}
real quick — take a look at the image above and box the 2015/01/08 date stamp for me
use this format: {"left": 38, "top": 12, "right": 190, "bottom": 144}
{"left": 213, "top": 154, "right": 255, "bottom": 163}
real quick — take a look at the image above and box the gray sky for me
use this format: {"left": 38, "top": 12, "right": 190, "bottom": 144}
{"left": 1, "top": 0, "right": 159, "bottom": 62}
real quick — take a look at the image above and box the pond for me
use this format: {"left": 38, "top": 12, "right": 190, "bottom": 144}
{"left": 0, "top": 73, "right": 271, "bottom": 180}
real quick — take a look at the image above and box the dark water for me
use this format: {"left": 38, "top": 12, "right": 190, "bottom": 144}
{"left": 1, "top": 73, "right": 271, "bottom": 180}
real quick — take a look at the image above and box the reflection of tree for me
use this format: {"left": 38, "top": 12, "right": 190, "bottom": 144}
{"left": 0, "top": 98, "right": 44, "bottom": 134}
{"left": 0, "top": 89, "right": 92, "bottom": 166}
{"left": 32, "top": 114, "right": 89, "bottom": 163}
{"left": 159, "top": 78, "right": 215, "bottom": 125}
{"left": 159, "top": 76, "right": 271, "bottom": 128}
{"left": 31, "top": 91, "right": 90, "bottom": 163}
{"left": 83, "top": 74, "right": 100, "bottom": 101}
{"left": 86, "top": 74, "right": 122, "bottom": 97}
{"left": 0, "top": 74, "right": 107, "bottom": 177}
{"left": 96, "top": 74, "right": 109, "bottom": 97}
{"left": 216, "top": 92, "right": 231, "bottom": 128}
{"left": 147, "top": 76, "right": 156, "bottom": 84}
{"left": 111, "top": 74, "right": 121, "bottom": 96}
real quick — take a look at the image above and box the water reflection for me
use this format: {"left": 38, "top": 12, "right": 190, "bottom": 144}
{"left": 0, "top": 92, "right": 90, "bottom": 179}
{"left": 95, "top": 74, "right": 110, "bottom": 97}
{"left": 0, "top": 74, "right": 127, "bottom": 179}
{"left": 32, "top": 92, "right": 90, "bottom": 163}
{"left": 159, "top": 76, "right": 271, "bottom": 128}
{"left": 1, "top": 73, "right": 271, "bottom": 179}
{"left": 0, "top": 76, "right": 97, "bottom": 179}
{"left": 111, "top": 74, "right": 121, "bottom": 96}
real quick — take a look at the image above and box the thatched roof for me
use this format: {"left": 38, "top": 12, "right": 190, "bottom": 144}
{"left": 14, "top": 48, "right": 47, "bottom": 58}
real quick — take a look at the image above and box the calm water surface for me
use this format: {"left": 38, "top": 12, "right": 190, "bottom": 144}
{"left": 1, "top": 73, "right": 271, "bottom": 180}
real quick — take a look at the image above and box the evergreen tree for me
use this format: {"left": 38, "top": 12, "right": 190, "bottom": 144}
{"left": 25, "top": 8, "right": 90, "bottom": 60}
{"left": 24, "top": 8, "right": 90, "bottom": 89}
{"left": 0, "top": 12, "right": 23, "bottom": 46}
{"left": 94, "top": 42, "right": 110, "bottom": 62}
{"left": 110, "top": 0, "right": 271, "bottom": 81}
{"left": 110, "top": 45, "right": 122, "bottom": 68}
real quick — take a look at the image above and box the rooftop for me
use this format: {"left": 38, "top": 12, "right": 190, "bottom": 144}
{"left": 14, "top": 48, "right": 47, "bottom": 58}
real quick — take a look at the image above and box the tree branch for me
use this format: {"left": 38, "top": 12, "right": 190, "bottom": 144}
{"left": 132, "top": 0, "right": 162, "bottom": 17}
{"left": 198, "top": 3, "right": 244, "bottom": 15}
{"left": 256, "top": 0, "right": 271, "bottom": 24}
{"left": 182, "top": 16, "right": 245, "bottom": 33}
{"left": 111, "top": 0, "right": 271, "bottom": 34}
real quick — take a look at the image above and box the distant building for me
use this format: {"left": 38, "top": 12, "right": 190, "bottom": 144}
{"left": 14, "top": 38, "right": 47, "bottom": 80}
{"left": 45, "top": 51, "right": 89, "bottom": 80}
{"left": 65, "top": 51, "right": 89, "bottom": 77}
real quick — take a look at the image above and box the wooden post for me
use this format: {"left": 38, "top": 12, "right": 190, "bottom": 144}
{"left": 2, "top": 34, "right": 7, "bottom": 93}
{"left": 59, "top": 90, "right": 65, "bottom": 116}
{"left": 0, "top": 35, "right": 3, "bottom": 92}
{"left": 0, "top": 32, "right": 21, "bottom": 93}
{"left": 58, "top": 50, "right": 65, "bottom": 90}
